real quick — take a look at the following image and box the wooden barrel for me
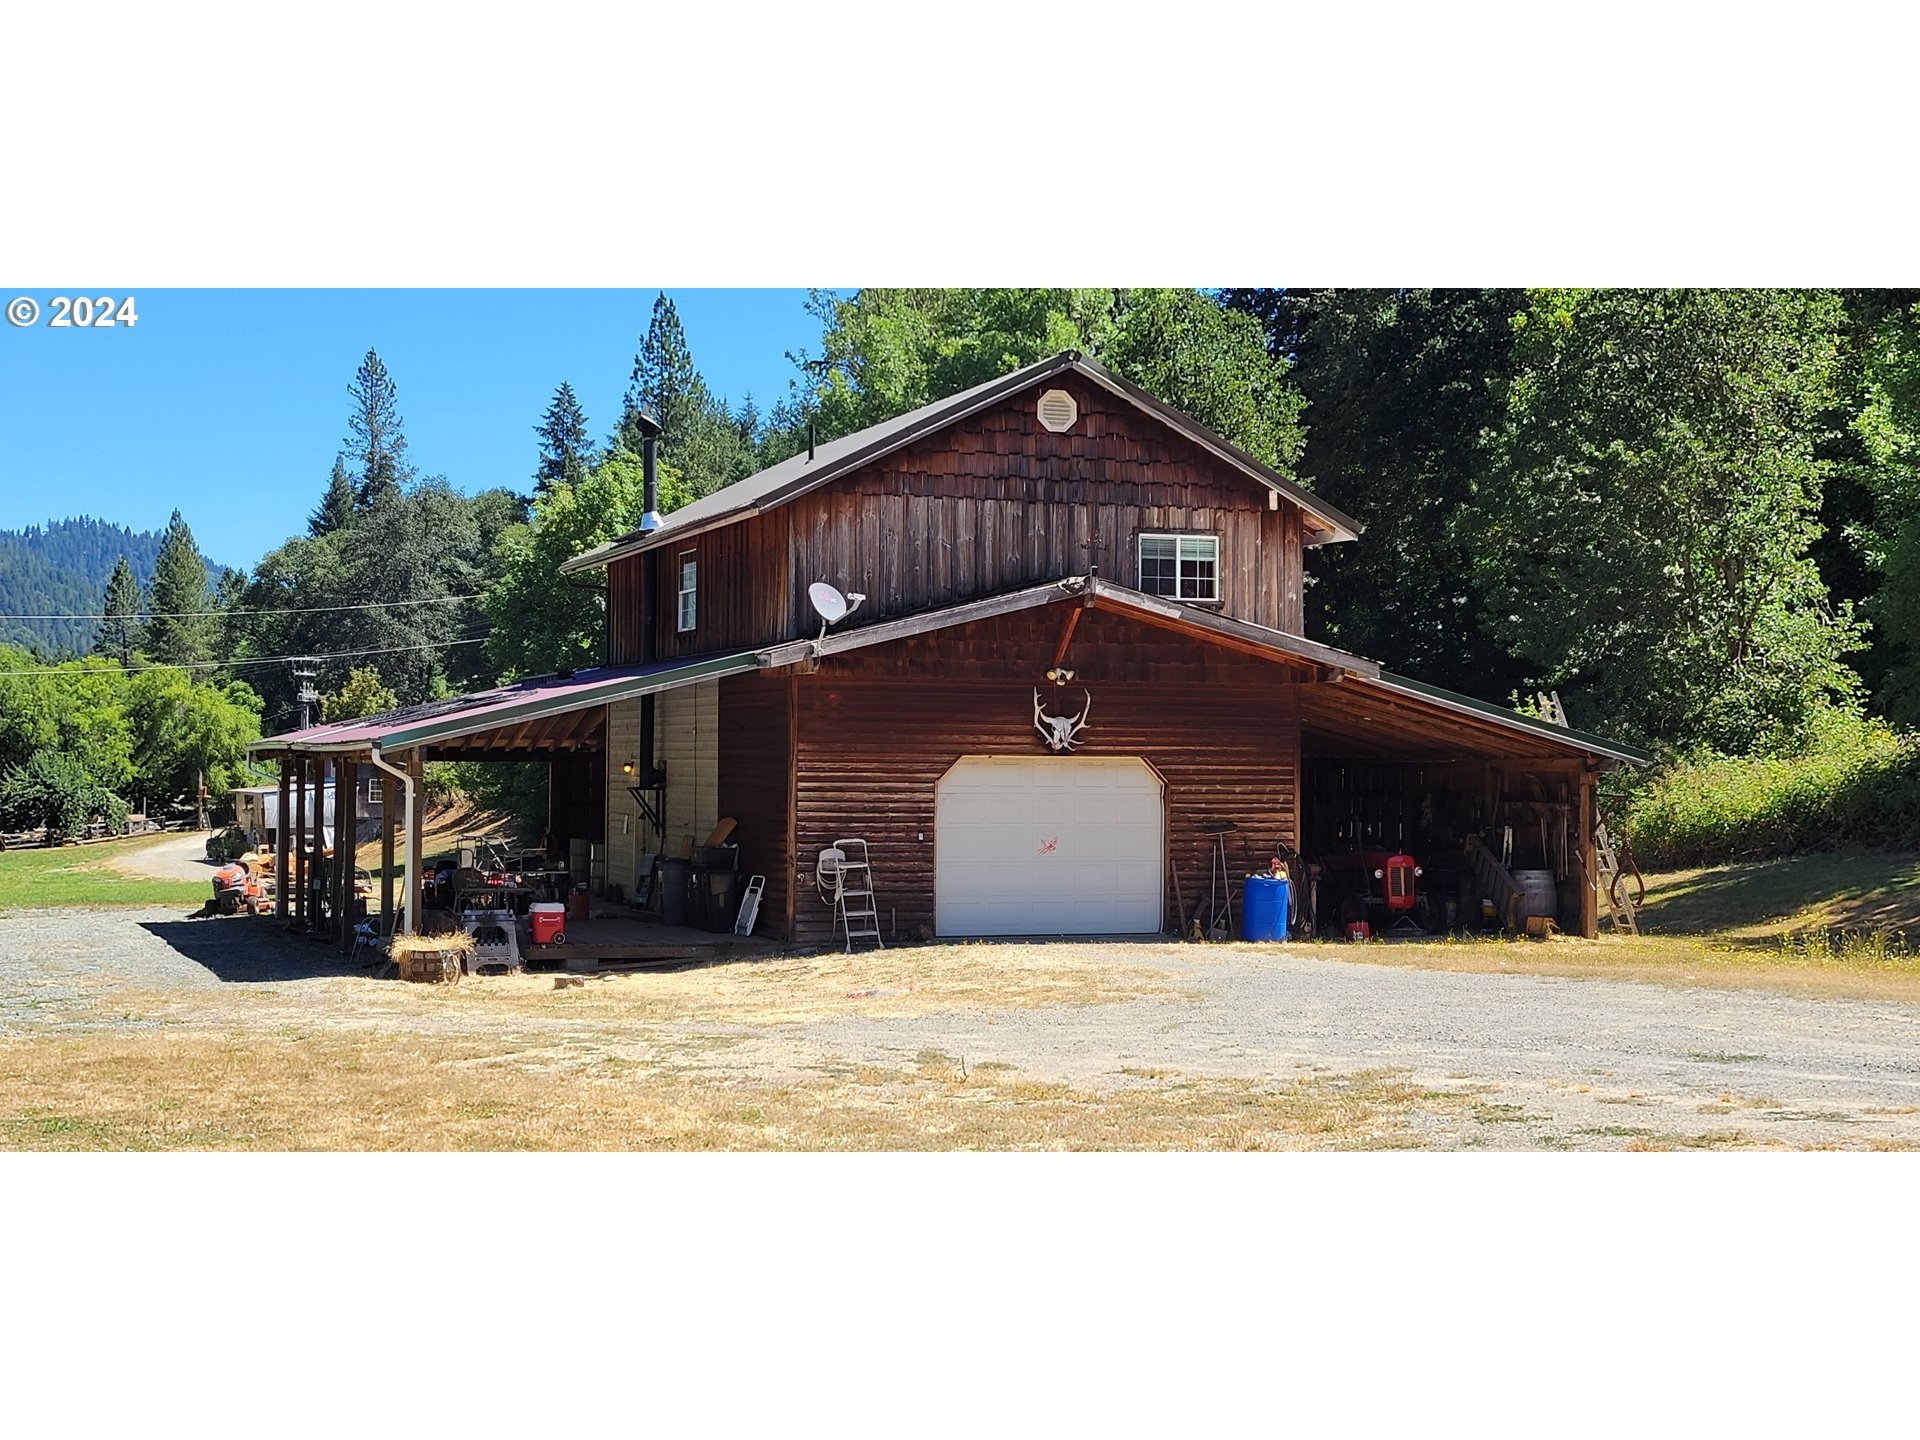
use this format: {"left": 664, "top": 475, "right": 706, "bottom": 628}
{"left": 1513, "top": 869, "right": 1558, "bottom": 924}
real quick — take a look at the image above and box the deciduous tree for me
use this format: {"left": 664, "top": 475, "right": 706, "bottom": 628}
{"left": 324, "top": 664, "right": 398, "bottom": 722}
{"left": 1473, "top": 287, "right": 1859, "bottom": 750}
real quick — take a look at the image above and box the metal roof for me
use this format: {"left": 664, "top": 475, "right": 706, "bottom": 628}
{"left": 1366, "top": 671, "right": 1653, "bottom": 766}
{"left": 249, "top": 583, "right": 1644, "bottom": 769}
{"left": 247, "top": 651, "right": 760, "bottom": 756}
{"left": 560, "top": 351, "right": 1363, "bottom": 575}
{"left": 774, "top": 577, "right": 1641, "bottom": 764}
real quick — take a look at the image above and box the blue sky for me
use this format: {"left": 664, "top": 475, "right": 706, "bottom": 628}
{"left": 0, "top": 289, "right": 823, "bottom": 569}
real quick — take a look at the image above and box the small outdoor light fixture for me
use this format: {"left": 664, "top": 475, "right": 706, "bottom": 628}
{"left": 621, "top": 760, "right": 636, "bottom": 776}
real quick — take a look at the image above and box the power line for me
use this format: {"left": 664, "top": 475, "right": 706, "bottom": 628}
{"left": 0, "top": 592, "right": 487, "bottom": 621}
{"left": 0, "top": 634, "right": 491, "bottom": 678}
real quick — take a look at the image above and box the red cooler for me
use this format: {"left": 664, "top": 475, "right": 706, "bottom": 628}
{"left": 529, "top": 901, "right": 566, "bottom": 946}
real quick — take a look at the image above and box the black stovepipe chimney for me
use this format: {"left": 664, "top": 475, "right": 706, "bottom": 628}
{"left": 631, "top": 405, "right": 665, "bottom": 786}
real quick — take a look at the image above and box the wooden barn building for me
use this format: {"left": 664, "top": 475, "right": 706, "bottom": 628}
{"left": 252, "top": 351, "right": 1645, "bottom": 952}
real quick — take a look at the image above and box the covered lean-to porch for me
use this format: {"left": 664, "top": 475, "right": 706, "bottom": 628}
{"left": 245, "top": 652, "right": 773, "bottom": 963}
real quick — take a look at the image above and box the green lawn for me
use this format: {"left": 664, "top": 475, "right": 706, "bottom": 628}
{"left": 1637, "top": 850, "right": 1920, "bottom": 941}
{"left": 0, "top": 833, "right": 210, "bottom": 911}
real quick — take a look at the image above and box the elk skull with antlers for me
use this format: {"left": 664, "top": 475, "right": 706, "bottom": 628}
{"left": 1033, "top": 688, "right": 1092, "bottom": 752}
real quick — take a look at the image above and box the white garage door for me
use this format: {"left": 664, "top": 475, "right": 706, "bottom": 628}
{"left": 936, "top": 756, "right": 1164, "bottom": 936}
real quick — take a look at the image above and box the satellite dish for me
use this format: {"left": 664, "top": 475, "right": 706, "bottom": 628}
{"left": 809, "top": 581, "right": 866, "bottom": 642}
{"left": 808, "top": 582, "right": 848, "bottom": 625}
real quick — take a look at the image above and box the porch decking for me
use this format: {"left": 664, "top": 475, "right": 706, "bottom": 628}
{"left": 507, "top": 912, "right": 784, "bottom": 969}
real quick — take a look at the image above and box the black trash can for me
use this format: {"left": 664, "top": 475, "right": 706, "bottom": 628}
{"left": 658, "top": 858, "right": 691, "bottom": 927}
{"left": 706, "top": 870, "right": 739, "bottom": 933}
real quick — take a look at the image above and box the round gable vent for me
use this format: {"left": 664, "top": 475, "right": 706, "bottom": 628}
{"left": 1037, "top": 388, "right": 1078, "bottom": 433}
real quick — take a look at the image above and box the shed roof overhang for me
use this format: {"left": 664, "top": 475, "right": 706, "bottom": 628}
{"left": 769, "top": 576, "right": 1649, "bottom": 767}
{"left": 247, "top": 651, "right": 759, "bottom": 760}
{"left": 559, "top": 352, "right": 1363, "bottom": 575}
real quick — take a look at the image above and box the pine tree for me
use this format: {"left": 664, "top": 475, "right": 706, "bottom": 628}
{"left": 346, "top": 349, "right": 412, "bottom": 511}
{"left": 310, "top": 453, "right": 355, "bottom": 535}
{"left": 534, "top": 382, "right": 594, "bottom": 496}
{"left": 93, "top": 554, "right": 144, "bottom": 666}
{"left": 615, "top": 293, "right": 760, "bottom": 498}
{"left": 143, "top": 511, "right": 213, "bottom": 666}
{"left": 619, "top": 293, "right": 703, "bottom": 454}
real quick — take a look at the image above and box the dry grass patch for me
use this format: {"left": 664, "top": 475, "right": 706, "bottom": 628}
{"left": 403, "top": 942, "right": 1177, "bottom": 1029}
{"left": 1242, "top": 931, "right": 1920, "bottom": 1004}
{"left": 0, "top": 1028, "right": 1453, "bottom": 1152}
{"left": 57, "top": 939, "right": 1178, "bottom": 1052}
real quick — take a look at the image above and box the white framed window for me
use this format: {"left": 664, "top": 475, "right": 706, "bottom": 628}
{"left": 677, "top": 554, "right": 698, "bottom": 632}
{"left": 367, "top": 775, "right": 383, "bottom": 806}
{"left": 1138, "top": 533, "right": 1220, "bottom": 602}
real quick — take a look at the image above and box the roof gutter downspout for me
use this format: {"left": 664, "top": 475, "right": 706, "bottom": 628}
{"left": 366, "top": 744, "right": 416, "bottom": 937}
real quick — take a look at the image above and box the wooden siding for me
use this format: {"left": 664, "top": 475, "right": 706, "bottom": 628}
{"left": 658, "top": 681, "right": 720, "bottom": 856}
{"left": 604, "top": 698, "right": 647, "bottom": 894}
{"left": 784, "top": 377, "right": 1307, "bottom": 639}
{"left": 717, "top": 670, "right": 793, "bottom": 940}
{"left": 605, "top": 373, "right": 1312, "bottom": 661}
{"left": 787, "top": 607, "right": 1301, "bottom": 948}
{"left": 607, "top": 518, "right": 792, "bottom": 665}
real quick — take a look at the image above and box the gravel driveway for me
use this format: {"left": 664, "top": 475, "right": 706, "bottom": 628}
{"left": 5, "top": 910, "right": 1919, "bottom": 1148}
{"left": 103, "top": 831, "right": 222, "bottom": 882}
{"left": 797, "top": 947, "right": 1920, "bottom": 1148}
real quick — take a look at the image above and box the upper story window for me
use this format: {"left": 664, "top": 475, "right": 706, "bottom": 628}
{"left": 1138, "top": 533, "right": 1219, "bottom": 602}
{"left": 677, "top": 554, "right": 698, "bottom": 632}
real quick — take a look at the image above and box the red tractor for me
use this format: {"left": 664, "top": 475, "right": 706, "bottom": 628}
{"left": 1324, "top": 850, "right": 1426, "bottom": 936}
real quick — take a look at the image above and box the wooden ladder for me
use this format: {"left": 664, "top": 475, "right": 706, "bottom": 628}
{"left": 831, "top": 838, "right": 885, "bottom": 952}
{"left": 1539, "top": 692, "right": 1638, "bottom": 936}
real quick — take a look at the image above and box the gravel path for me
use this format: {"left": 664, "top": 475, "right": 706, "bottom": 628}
{"left": 103, "top": 831, "right": 223, "bottom": 882}
{"left": 5, "top": 911, "right": 1919, "bottom": 1148}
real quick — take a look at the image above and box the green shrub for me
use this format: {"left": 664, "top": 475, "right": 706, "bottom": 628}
{"left": 0, "top": 750, "right": 130, "bottom": 841}
{"left": 1627, "top": 711, "right": 1920, "bottom": 867}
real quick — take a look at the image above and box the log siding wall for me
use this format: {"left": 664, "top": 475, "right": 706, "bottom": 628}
{"left": 786, "top": 608, "right": 1302, "bottom": 949}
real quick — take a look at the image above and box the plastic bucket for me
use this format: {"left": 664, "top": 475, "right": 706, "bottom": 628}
{"left": 529, "top": 902, "right": 566, "bottom": 946}
{"left": 1241, "top": 874, "right": 1291, "bottom": 942}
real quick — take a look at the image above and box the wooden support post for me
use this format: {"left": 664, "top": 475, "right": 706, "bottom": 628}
{"left": 275, "top": 755, "right": 291, "bottom": 922}
{"left": 311, "top": 756, "right": 329, "bottom": 941}
{"left": 406, "top": 748, "right": 425, "bottom": 937}
{"left": 1578, "top": 764, "right": 1598, "bottom": 940}
{"left": 292, "top": 755, "right": 308, "bottom": 930}
{"left": 337, "top": 758, "right": 356, "bottom": 955}
{"left": 380, "top": 775, "right": 396, "bottom": 937}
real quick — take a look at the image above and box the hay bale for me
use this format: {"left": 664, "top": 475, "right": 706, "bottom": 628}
{"left": 390, "top": 930, "right": 473, "bottom": 983}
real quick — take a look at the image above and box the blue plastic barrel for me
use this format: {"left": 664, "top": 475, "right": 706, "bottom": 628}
{"left": 1241, "top": 875, "right": 1290, "bottom": 942}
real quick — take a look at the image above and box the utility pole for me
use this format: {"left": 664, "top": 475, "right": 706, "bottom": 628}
{"left": 291, "top": 657, "right": 320, "bottom": 731}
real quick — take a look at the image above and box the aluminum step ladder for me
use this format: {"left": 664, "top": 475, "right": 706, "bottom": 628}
{"left": 824, "top": 838, "right": 884, "bottom": 952}
{"left": 1540, "top": 691, "right": 1638, "bottom": 935}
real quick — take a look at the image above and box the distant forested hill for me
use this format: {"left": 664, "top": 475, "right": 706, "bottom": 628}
{"left": 0, "top": 517, "right": 230, "bottom": 656}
